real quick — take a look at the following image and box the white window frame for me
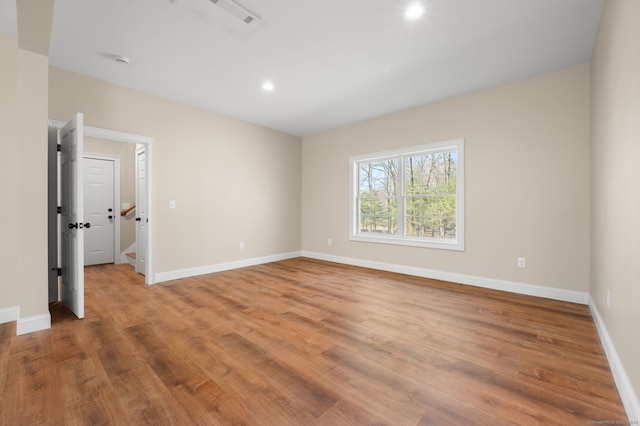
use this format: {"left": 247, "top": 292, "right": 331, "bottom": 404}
{"left": 349, "top": 138, "right": 464, "bottom": 251}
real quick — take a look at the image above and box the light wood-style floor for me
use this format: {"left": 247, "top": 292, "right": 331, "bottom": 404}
{"left": 0, "top": 258, "right": 627, "bottom": 425}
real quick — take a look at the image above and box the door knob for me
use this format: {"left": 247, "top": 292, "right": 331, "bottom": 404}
{"left": 68, "top": 222, "right": 90, "bottom": 229}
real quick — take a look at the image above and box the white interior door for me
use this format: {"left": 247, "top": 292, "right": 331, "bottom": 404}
{"left": 60, "top": 113, "right": 85, "bottom": 319}
{"left": 135, "top": 146, "right": 147, "bottom": 275}
{"left": 84, "top": 157, "right": 115, "bottom": 265}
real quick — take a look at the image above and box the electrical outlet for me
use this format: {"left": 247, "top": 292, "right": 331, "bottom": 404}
{"left": 169, "top": 200, "right": 176, "bottom": 209}
{"left": 239, "top": 242, "right": 245, "bottom": 250}
{"left": 328, "top": 238, "right": 333, "bottom": 246}
{"left": 517, "top": 257, "right": 526, "bottom": 268}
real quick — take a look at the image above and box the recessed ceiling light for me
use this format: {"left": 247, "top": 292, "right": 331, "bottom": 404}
{"left": 405, "top": 3, "right": 425, "bottom": 21}
{"left": 262, "top": 81, "right": 275, "bottom": 92}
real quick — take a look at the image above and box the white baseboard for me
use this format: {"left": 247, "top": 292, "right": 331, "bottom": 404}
{"left": 16, "top": 313, "right": 51, "bottom": 336}
{"left": 155, "top": 248, "right": 587, "bottom": 303}
{"left": 154, "top": 251, "right": 302, "bottom": 284}
{"left": 589, "top": 297, "right": 640, "bottom": 423}
{"left": 301, "top": 251, "right": 589, "bottom": 304}
{"left": 0, "top": 306, "right": 19, "bottom": 324}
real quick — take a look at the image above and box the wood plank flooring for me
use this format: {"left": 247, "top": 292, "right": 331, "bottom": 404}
{"left": 0, "top": 258, "right": 627, "bottom": 425}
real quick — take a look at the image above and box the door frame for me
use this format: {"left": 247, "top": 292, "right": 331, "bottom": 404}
{"left": 83, "top": 154, "right": 121, "bottom": 265}
{"left": 135, "top": 145, "right": 147, "bottom": 275}
{"left": 50, "top": 120, "right": 156, "bottom": 284}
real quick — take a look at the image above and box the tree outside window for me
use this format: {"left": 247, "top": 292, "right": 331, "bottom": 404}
{"left": 350, "top": 139, "right": 464, "bottom": 251}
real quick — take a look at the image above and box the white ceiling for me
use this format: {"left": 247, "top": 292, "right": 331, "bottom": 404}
{"left": 2, "top": 0, "right": 604, "bottom": 136}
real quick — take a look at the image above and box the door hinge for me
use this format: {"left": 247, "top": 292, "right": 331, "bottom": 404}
{"left": 51, "top": 267, "right": 62, "bottom": 276}
{"left": 57, "top": 206, "right": 62, "bottom": 214}
{"left": 57, "top": 144, "right": 61, "bottom": 152}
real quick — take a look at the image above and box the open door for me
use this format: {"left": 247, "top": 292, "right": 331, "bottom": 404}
{"left": 48, "top": 126, "right": 60, "bottom": 303}
{"left": 60, "top": 113, "right": 85, "bottom": 319}
{"left": 135, "top": 145, "right": 147, "bottom": 276}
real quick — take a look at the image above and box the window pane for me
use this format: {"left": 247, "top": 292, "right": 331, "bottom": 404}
{"left": 441, "top": 218, "right": 456, "bottom": 239}
{"left": 439, "top": 196, "right": 456, "bottom": 217}
{"left": 406, "top": 150, "right": 457, "bottom": 196}
{"left": 405, "top": 196, "right": 456, "bottom": 238}
{"left": 359, "top": 159, "right": 398, "bottom": 196}
{"left": 406, "top": 154, "right": 440, "bottom": 195}
{"left": 406, "top": 217, "right": 438, "bottom": 238}
{"left": 440, "top": 151, "right": 457, "bottom": 194}
{"left": 359, "top": 197, "right": 397, "bottom": 234}
{"left": 424, "top": 218, "right": 438, "bottom": 237}
{"left": 351, "top": 139, "right": 463, "bottom": 250}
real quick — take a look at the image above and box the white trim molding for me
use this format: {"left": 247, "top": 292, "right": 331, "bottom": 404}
{"left": 0, "top": 306, "right": 19, "bottom": 325}
{"left": 349, "top": 138, "right": 465, "bottom": 252}
{"left": 154, "top": 251, "right": 302, "bottom": 284}
{"left": 589, "top": 297, "right": 640, "bottom": 423}
{"left": 301, "top": 251, "right": 589, "bottom": 305}
{"left": 49, "top": 120, "right": 154, "bottom": 145}
{"left": 16, "top": 313, "right": 51, "bottom": 335}
{"left": 49, "top": 119, "right": 156, "bottom": 284}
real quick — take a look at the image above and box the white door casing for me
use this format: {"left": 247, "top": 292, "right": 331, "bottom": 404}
{"left": 60, "top": 113, "right": 85, "bottom": 319}
{"left": 84, "top": 156, "right": 120, "bottom": 265}
{"left": 135, "top": 146, "right": 147, "bottom": 276}
{"left": 49, "top": 119, "right": 156, "bottom": 285}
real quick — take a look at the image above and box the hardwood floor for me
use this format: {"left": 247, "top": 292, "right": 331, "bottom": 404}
{"left": 0, "top": 258, "right": 627, "bottom": 425}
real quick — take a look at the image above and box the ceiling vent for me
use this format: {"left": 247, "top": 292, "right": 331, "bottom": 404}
{"left": 209, "top": 0, "right": 259, "bottom": 24}
{"left": 170, "top": 0, "right": 262, "bottom": 34}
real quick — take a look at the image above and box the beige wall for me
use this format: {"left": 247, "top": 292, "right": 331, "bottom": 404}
{"left": 18, "top": 49, "right": 49, "bottom": 319}
{"left": 84, "top": 137, "right": 137, "bottom": 254}
{"left": 49, "top": 67, "right": 302, "bottom": 273}
{"left": 0, "top": 32, "right": 49, "bottom": 319}
{"left": 591, "top": 0, "right": 640, "bottom": 409}
{"left": 0, "top": 0, "right": 54, "bottom": 324}
{"left": 0, "top": 34, "right": 21, "bottom": 311}
{"left": 302, "top": 65, "right": 591, "bottom": 292}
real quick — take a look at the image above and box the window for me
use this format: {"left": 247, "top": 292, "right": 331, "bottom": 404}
{"left": 350, "top": 139, "right": 464, "bottom": 250}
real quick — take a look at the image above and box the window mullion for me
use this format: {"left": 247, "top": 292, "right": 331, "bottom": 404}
{"left": 397, "top": 155, "right": 405, "bottom": 237}
{"left": 349, "top": 138, "right": 464, "bottom": 251}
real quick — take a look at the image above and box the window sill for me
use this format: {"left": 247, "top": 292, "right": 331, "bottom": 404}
{"left": 350, "top": 234, "right": 464, "bottom": 251}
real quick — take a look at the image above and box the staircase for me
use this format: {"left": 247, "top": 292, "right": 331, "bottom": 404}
{"left": 125, "top": 252, "right": 136, "bottom": 266}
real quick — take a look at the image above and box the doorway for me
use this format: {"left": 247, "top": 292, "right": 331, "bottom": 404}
{"left": 48, "top": 119, "right": 156, "bottom": 294}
